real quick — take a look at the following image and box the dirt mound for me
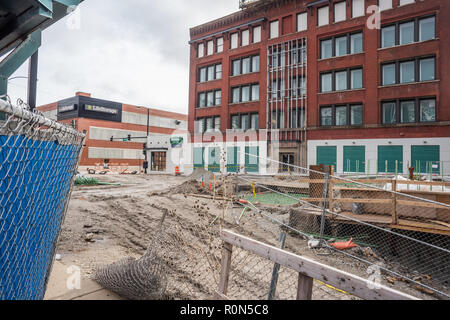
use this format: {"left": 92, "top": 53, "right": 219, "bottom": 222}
{"left": 169, "top": 180, "right": 210, "bottom": 195}
{"left": 187, "top": 168, "right": 215, "bottom": 182}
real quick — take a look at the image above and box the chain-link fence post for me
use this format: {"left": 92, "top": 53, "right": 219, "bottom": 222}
{"left": 319, "top": 173, "right": 330, "bottom": 245}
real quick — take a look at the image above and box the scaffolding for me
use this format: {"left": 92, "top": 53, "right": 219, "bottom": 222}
{"left": 267, "top": 38, "right": 308, "bottom": 168}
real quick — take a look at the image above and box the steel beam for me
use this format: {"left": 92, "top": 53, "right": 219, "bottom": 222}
{"left": 27, "top": 50, "right": 39, "bottom": 110}
{"left": 0, "top": 29, "right": 42, "bottom": 98}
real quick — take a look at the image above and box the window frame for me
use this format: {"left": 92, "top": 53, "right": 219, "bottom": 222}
{"left": 320, "top": 104, "right": 364, "bottom": 127}
{"left": 380, "top": 55, "right": 436, "bottom": 86}
{"left": 270, "top": 20, "right": 279, "bottom": 39}
{"left": 231, "top": 54, "right": 260, "bottom": 76}
{"left": 318, "top": 6, "right": 330, "bottom": 27}
{"left": 320, "top": 31, "right": 363, "bottom": 59}
{"left": 230, "top": 112, "right": 259, "bottom": 131}
{"left": 297, "top": 12, "right": 308, "bottom": 32}
{"left": 196, "top": 116, "right": 221, "bottom": 133}
{"left": 380, "top": 97, "right": 437, "bottom": 125}
{"left": 197, "top": 89, "right": 222, "bottom": 108}
{"left": 230, "top": 83, "right": 260, "bottom": 104}
{"left": 198, "top": 63, "right": 222, "bottom": 82}
{"left": 320, "top": 67, "right": 363, "bottom": 93}
{"left": 380, "top": 14, "right": 436, "bottom": 49}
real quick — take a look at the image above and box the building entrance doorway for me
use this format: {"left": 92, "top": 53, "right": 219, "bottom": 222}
{"left": 151, "top": 152, "right": 167, "bottom": 172}
{"left": 280, "top": 153, "right": 295, "bottom": 172}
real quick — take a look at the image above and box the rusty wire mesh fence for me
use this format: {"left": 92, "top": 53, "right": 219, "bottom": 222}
{"left": 228, "top": 151, "right": 450, "bottom": 300}
{"left": 0, "top": 98, "right": 85, "bottom": 300}
{"left": 92, "top": 148, "right": 449, "bottom": 300}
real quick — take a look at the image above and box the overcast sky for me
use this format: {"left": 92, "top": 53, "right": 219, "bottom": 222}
{"left": 7, "top": 0, "right": 239, "bottom": 114}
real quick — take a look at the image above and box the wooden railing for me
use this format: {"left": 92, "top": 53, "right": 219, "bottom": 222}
{"left": 216, "top": 230, "right": 418, "bottom": 300}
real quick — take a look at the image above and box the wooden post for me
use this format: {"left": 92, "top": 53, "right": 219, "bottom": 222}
{"left": 217, "top": 242, "right": 233, "bottom": 296}
{"left": 296, "top": 273, "right": 313, "bottom": 300}
{"left": 328, "top": 178, "right": 334, "bottom": 212}
{"left": 391, "top": 180, "right": 398, "bottom": 225}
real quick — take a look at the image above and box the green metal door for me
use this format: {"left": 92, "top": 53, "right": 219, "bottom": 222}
{"left": 227, "top": 147, "right": 240, "bottom": 173}
{"left": 411, "top": 145, "right": 440, "bottom": 174}
{"left": 378, "top": 146, "right": 403, "bottom": 173}
{"left": 193, "top": 147, "right": 205, "bottom": 169}
{"left": 208, "top": 147, "right": 220, "bottom": 172}
{"left": 343, "top": 146, "right": 365, "bottom": 173}
{"left": 245, "top": 146, "right": 259, "bottom": 173}
{"left": 316, "top": 146, "right": 337, "bottom": 167}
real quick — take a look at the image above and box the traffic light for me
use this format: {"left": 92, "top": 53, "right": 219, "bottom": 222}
{"left": 127, "top": 134, "right": 131, "bottom": 141}
{"left": 110, "top": 136, "right": 113, "bottom": 142}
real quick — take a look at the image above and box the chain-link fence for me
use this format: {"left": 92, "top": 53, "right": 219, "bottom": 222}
{"left": 0, "top": 98, "right": 85, "bottom": 300}
{"left": 228, "top": 151, "right": 450, "bottom": 299}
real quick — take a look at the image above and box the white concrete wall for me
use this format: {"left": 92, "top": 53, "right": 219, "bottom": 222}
{"left": 308, "top": 137, "right": 450, "bottom": 175}
{"left": 122, "top": 111, "right": 187, "bottom": 130}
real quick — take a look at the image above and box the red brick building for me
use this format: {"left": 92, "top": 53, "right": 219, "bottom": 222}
{"left": 38, "top": 92, "right": 188, "bottom": 173}
{"left": 189, "top": 0, "right": 449, "bottom": 175}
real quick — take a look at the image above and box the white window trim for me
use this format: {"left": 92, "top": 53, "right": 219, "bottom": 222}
{"left": 399, "top": 0, "right": 415, "bottom": 6}
{"left": 297, "top": 12, "right": 307, "bottom": 31}
{"left": 334, "top": 2, "right": 346, "bottom": 23}
{"left": 198, "top": 43, "right": 204, "bottom": 58}
{"left": 318, "top": 6, "right": 329, "bottom": 27}
{"left": 231, "top": 33, "right": 239, "bottom": 49}
{"left": 242, "top": 29, "right": 250, "bottom": 46}
{"left": 270, "top": 20, "right": 279, "bottom": 39}
{"left": 253, "top": 26, "right": 262, "bottom": 43}
{"left": 352, "top": 0, "right": 365, "bottom": 18}
{"left": 378, "top": 0, "right": 393, "bottom": 11}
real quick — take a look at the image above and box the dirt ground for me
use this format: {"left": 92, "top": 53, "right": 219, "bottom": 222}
{"left": 55, "top": 172, "right": 441, "bottom": 300}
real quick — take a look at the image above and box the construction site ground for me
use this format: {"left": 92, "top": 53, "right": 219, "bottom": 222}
{"left": 48, "top": 173, "right": 441, "bottom": 300}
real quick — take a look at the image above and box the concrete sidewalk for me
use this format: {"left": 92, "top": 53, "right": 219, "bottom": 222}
{"left": 44, "top": 261, "right": 123, "bottom": 300}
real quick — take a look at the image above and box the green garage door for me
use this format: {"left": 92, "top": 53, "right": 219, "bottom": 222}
{"left": 227, "top": 147, "right": 240, "bottom": 173}
{"left": 411, "top": 145, "right": 440, "bottom": 174}
{"left": 378, "top": 146, "right": 403, "bottom": 173}
{"left": 208, "top": 147, "right": 220, "bottom": 172}
{"left": 193, "top": 147, "right": 205, "bottom": 169}
{"left": 316, "top": 146, "right": 337, "bottom": 167}
{"left": 245, "top": 146, "right": 259, "bottom": 173}
{"left": 343, "top": 146, "right": 365, "bottom": 173}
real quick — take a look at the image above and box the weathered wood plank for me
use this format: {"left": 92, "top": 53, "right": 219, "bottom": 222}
{"left": 217, "top": 242, "right": 233, "bottom": 296}
{"left": 221, "top": 230, "right": 418, "bottom": 300}
{"left": 296, "top": 273, "right": 313, "bottom": 300}
{"left": 397, "top": 200, "right": 450, "bottom": 209}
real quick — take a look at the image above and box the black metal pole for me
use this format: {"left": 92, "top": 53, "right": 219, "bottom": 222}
{"left": 27, "top": 50, "right": 39, "bottom": 111}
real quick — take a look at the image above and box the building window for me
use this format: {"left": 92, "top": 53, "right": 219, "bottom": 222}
{"left": 399, "top": 0, "right": 415, "bottom": 6}
{"left": 207, "top": 40, "right": 214, "bottom": 56}
{"left": 321, "top": 32, "right": 363, "bottom": 59}
{"left": 253, "top": 26, "right": 262, "bottom": 43}
{"left": 320, "top": 107, "right": 333, "bottom": 126}
{"left": 321, "top": 73, "right": 333, "bottom": 93}
{"left": 335, "top": 71, "right": 348, "bottom": 91}
{"left": 318, "top": 6, "right": 329, "bottom": 27}
{"left": 217, "top": 37, "right": 224, "bottom": 53}
{"left": 419, "top": 16, "right": 435, "bottom": 42}
{"left": 420, "top": 99, "right": 436, "bottom": 122}
{"left": 334, "top": 2, "right": 346, "bottom": 23}
{"left": 381, "top": 98, "right": 436, "bottom": 124}
{"left": 351, "top": 69, "right": 363, "bottom": 89}
{"left": 382, "top": 63, "right": 396, "bottom": 85}
{"left": 401, "top": 100, "right": 416, "bottom": 123}
{"left": 381, "top": 15, "right": 435, "bottom": 48}
{"left": 335, "top": 106, "right": 347, "bottom": 126}
{"left": 231, "top": 84, "right": 259, "bottom": 103}
{"left": 381, "top": 25, "right": 396, "bottom": 48}
{"left": 198, "top": 90, "right": 221, "bottom": 107}
{"left": 292, "top": 76, "right": 306, "bottom": 97}
{"left": 231, "top": 33, "right": 238, "bottom": 49}
{"left": 321, "top": 39, "right": 333, "bottom": 59}
{"left": 242, "top": 29, "right": 250, "bottom": 46}
{"left": 297, "top": 12, "right": 307, "bottom": 31}
{"left": 399, "top": 21, "right": 414, "bottom": 45}
{"left": 231, "top": 113, "right": 259, "bottom": 131}
{"left": 321, "top": 68, "right": 363, "bottom": 92}
{"left": 382, "top": 56, "right": 436, "bottom": 86}
{"left": 419, "top": 57, "right": 435, "bottom": 81}
{"left": 198, "top": 63, "right": 222, "bottom": 82}
{"left": 350, "top": 33, "right": 363, "bottom": 54}
{"left": 352, "top": 0, "right": 365, "bottom": 18}
{"left": 196, "top": 116, "right": 220, "bottom": 133}
{"left": 198, "top": 43, "right": 204, "bottom": 58}
{"left": 320, "top": 104, "right": 364, "bottom": 126}
{"left": 335, "top": 36, "right": 347, "bottom": 57}
{"left": 232, "top": 55, "right": 260, "bottom": 76}
{"left": 379, "top": 0, "right": 392, "bottom": 11}
{"left": 271, "top": 79, "right": 286, "bottom": 99}
{"left": 400, "top": 61, "right": 415, "bottom": 84}
{"left": 270, "top": 20, "right": 279, "bottom": 39}
{"left": 382, "top": 102, "right": 396, "bottom": 124}
{"left": 351, "top": 105, "right": 363, "bottom": 125}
